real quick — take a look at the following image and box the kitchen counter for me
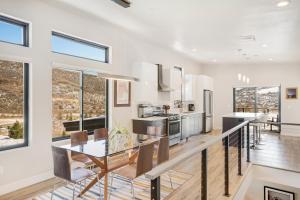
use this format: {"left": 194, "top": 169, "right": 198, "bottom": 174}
{"left": 132, "top": 116, "right": 168, "bottom": 121}
{"left": 180, "top": 111, "right": 204, "bottom": 116}
{"left": 222, "top": 112, "right": 264, "bottom": 121}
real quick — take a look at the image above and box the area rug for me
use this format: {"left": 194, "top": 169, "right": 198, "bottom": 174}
{"left": 31, "top": 170, "right": 192, "bottom": 200}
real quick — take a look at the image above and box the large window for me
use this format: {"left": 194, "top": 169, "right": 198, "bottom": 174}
{"left": 52, "top": 68, "right": 108, "bottom": 141}
{"left": 51, "top": 32, "right": 109, "bottom": 63}
{"left": 0, "top": 15, "right": 29, "bottom": 46}
{"left": 0, "top": 60, "right": 29, "bottom": 151}
{"left": 234, "top": 86, "right": 281, "bottom": 131}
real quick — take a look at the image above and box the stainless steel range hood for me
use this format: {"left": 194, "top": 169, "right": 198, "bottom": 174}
{"left": 157, "top": 64, "right": 173, "bottom": 92}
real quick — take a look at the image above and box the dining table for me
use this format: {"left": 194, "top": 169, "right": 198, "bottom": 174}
{"left": 54, "top": 134, "right": 161, "bottom": 200}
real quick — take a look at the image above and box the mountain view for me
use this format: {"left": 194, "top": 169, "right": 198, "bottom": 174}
{"left": 52, "top": 68, "right": 106, "bottom": 138}
{"left": 0, "top": 60, "right": 25, "bottom": 148}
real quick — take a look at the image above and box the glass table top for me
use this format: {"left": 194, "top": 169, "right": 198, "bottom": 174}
{"left": 55, "top": 135, "right": 160, "bottom": 158}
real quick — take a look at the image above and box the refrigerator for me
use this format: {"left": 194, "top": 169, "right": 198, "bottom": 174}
{"left": 204, "top": 90, "right": 213, "bottom": 133}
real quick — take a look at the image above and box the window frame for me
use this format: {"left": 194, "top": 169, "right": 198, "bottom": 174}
{"left": 0, "top": 62, "right": 29, "bottom": 151}
{"left": 0, "top": 15, "right": 29, "bottom": 47}
{"left": 52, "top": 68, "right": 109, "bottom": 142}
{"left": 51, "top": 31, "right": 109, "bottom": 63}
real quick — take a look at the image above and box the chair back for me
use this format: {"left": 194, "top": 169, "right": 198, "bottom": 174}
{"left": 52, "top": 146, "right": 71, "bottom": 181}
{"left": 157, "top": 137, "right": 169, "bottom": 165}
{"left": 94, "top": 128, "right": 108, "bottom": 141}
{"left": 70, "top": 131, "right": 88, "bottom": 158}
{"left": 136, "top": 142, "right": 155, "bottom": 177}
{"left": 70, "top": 130, "right": 88, "bottom": 147}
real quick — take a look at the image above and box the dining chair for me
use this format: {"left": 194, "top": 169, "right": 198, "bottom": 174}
{"left": 109, "top": 142, "right": 155, "bottom": 199}
{"left": 51, "top": 146, "right": 98, "bottom": 200}
{"left": 154, "top": 137, "right": 173, "bottom": 189}
{"left": 94, "top": 128, "right": 108, "bottom": 141}
{"left": 70, "top": 131, "right": 92, "bottom": 166}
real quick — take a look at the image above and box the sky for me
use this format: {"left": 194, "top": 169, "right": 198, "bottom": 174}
{"left": 0, "top": 21, "right": 23, "bottom": 45}
{"left": 0, "top": 20, "right": 106, "bottom": 62}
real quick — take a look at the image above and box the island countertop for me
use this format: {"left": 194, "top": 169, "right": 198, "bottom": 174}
{"left": 222, "top": 112, "right": 264, "bottom": 121}
{"left": 132, "top": 116, "right": 168, "bottom": 121}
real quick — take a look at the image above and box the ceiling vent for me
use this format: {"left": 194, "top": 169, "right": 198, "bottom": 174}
{"left": 239, "top": 35, "right": 256, "bottom": 41}
{"left": 111, "top": 0, "right": 131, "bottom": 8}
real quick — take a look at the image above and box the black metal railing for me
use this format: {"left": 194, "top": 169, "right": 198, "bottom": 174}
{"left": 145, "top": 120, "right": 251, "bottom": 200}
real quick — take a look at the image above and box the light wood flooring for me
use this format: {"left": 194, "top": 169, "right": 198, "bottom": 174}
{"left": 2, "top": 130, "right": 299, "bottom": 200}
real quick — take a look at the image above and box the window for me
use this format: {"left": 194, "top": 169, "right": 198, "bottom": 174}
{"left": 52, "top": 68, "right": 108, "bottom": 141}
{"left": 0, "top": 15, "right": 29, "bottom": 46}
{"left": 233, "top": 86, "right": 281, "bottom": 131}
{"left": 51, "top": 32, "right": 109, "bottom": 63}
{"left": 0, "top": 60, "right": 29, "bottom": 151}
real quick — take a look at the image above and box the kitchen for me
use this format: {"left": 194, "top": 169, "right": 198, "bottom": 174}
{"left": 131, "top": 63, "right": 214, "bottom": 146}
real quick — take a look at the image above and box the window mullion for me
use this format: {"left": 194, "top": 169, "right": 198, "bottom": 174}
{"left": 80, "top": 71, "right": 84, "bottom": 131}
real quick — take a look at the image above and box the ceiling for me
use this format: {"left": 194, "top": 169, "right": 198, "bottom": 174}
{"left": 55, "top": 0, "right": 300, "bottom": 64}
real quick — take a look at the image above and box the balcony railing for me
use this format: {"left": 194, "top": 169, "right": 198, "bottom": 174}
{"left": 145, "top": 121, "right": 251, "bottom": 200}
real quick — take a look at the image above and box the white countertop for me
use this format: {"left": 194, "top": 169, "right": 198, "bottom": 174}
{"left": 132, "top": 116, "right": 168, "bottom": 121}
{"left": 180, "top": 111, "right": 204, "bottom": 116}
{"left": 222, "top": 112, "right": 264, "bottom": 121}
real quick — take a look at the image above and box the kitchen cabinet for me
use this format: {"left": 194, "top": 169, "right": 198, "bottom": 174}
{"left": 181, "top": 113, "right": 203, "bottom": 139}
{"left": 184, "top": 74, "right": 214, "bottom": 112}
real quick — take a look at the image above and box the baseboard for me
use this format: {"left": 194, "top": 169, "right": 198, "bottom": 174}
{"left": 281, "top": 127, "right": 300, "bottom": 137}
{"left": 0, "top": 170, "right": 54, "bottom": 196}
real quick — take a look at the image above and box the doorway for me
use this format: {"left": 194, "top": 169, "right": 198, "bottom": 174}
{"left": 233, "top": 86, "right": 281, "bottom": 132}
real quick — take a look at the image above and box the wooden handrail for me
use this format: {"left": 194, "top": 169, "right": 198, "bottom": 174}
{"left": 145, "top": 120, "right": 250, "bottom": 180}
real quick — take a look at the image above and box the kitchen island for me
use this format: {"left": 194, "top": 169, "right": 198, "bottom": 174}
{"left": 222, "top": 112, "right": 264, "bottom": 146}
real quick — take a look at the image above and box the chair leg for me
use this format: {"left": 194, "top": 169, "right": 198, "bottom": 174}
{"left": 72, "top": 183, "right": 76, "bottom": 200}
{"left": 130, "top": 180, "right": 135, "bottom": 200}
{"left": 51, "top": 183, "right": 56, "bottom": 200}
{"left": 168, "top": 172, "right": 174, "bottom": 189}
{"left": 109, "top": 174, "right": 115, "bottom": 200}
{"left": 97, "top": 176, "right": 102, "bottom": 199}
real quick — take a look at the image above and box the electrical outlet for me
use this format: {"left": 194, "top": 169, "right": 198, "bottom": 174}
{"left": 0, "top": 166, "right": 4, "bottom": 175}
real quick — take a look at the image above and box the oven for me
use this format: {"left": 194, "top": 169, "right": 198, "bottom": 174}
{"left": 168, "top": 119, "right": 181, "bottom": 146}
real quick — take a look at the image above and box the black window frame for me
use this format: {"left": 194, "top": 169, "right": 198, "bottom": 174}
{"left": 0, "top": 62, "right": 29, "bottom": 151}
{"left": 51, "top": 32, "right": 109, "bottom": 63}
{"left": 52, "top": 69, "right": 109, "bottom": 142}
{"left": 0, "top": 15, "right": 29, "bottom": 47}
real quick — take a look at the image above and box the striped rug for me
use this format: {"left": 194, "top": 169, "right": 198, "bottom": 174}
{"left": 31, "top": 170, "right": 192, "bottom": 200}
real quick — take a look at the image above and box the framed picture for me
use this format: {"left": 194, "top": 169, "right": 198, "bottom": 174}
{"left": 114, "top": 80, "right": 131, "bottom": 107}
{"left": 264, "top": 186, "right": 295, "bottom": 200}
{"left": 286, "top": 88, "right": 298, "bottom": 99}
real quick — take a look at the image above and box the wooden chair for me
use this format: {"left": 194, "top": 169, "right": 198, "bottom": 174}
{"left": 94, "top": 128, "right": 108, "bottom": 141}
{"left": 70, "top": 131, "right": 92, "bottom": 166}
{"left": 154, "top": 137, "right": 173, "bottom": 189}
{"left": 110, "top": 142, "right": 155, "bottom": 199}
{"left": 51, "top": 146, "right": 97, "bottom": 200}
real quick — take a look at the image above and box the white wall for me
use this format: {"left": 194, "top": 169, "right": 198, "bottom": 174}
{"left": 234, "top": 165, "right": 300, "bottom": 200}
{"left": 0, "top": 0, "right": 202, "bottom": 194}
{"left": 202, "top": 63, "right": 300, "bottom": 135}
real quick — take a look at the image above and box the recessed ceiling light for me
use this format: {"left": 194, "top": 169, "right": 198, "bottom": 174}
{"left": 277, "top": 0, "right": 291, "bottom": 7}
{"left": 268, "top": 58, "right": 273, "bottom": 61}
{"left": 261, "top": 44, "right": 268, "bottom": 48}
{"left": 192, "top": 48, "right": 197, "bottom": 52}
{"left": 212, "top": 59, "right": 217, "bottom": 62}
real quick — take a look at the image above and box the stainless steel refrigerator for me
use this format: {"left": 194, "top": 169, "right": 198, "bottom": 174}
{"left": 204, "top": 90, "right": 213, "bottom": 133}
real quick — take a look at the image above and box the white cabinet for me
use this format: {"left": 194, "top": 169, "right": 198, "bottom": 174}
{"left": 181, "top": 113, "right": 203, "bottom": 139}
{"left": 132, "top": 63, "right": 158, "bottom": 104}
{"left": 184, "top": 74, "right": 213, "bottom": 112}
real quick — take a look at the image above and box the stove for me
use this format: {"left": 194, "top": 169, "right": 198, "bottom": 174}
{"left": 155, "top": 113, "right": 181, "bottom": 146}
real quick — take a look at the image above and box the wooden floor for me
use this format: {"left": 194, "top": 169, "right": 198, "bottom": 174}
{"left": 2, "top": 129, "right": 298, "bottom": 200}
{"left": 251, "top": 131, "right": 300, "bottom": 172}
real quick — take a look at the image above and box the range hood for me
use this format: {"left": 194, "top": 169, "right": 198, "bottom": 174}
{"left": 157, "top": 64, "right": 173, "bottom": 92}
